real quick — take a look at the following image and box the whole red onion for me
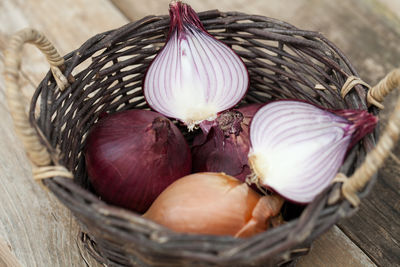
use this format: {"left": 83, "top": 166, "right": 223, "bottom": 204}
{"left": 191, "top": 103, "right": 263, "bottom": 182}
{"left": 85, "top": 109, "right": 192, "bottom": 213}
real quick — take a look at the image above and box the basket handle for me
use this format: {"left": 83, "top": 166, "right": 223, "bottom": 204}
{"left": 340, "top": 69, "right": 400, "bottom": 206}
{"left": 4, "top": 28, "right": 73, "bottom": 180}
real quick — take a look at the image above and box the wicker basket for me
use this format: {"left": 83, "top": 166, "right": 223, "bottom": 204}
{"left": 4, "top": 10, "right": 400, "bottom": 267}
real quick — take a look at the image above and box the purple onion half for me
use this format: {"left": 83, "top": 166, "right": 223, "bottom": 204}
{"left": 143, "top": 1, "right": 249, "bottom": 130}
{"left": 248, "top": 100, "right": 378, "bottom": 203}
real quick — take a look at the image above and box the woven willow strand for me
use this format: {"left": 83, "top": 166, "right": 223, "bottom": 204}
{"left": 4, "top": 28, "right": 72, "bottom": 180}
{"left": 341, "top": 69, "right": 400, "bottom": 206}
{"left": 340, "top": 75, "right": 371, "bottom": 99}
{"left": 33, "top": 166, "right": 74, "bottom": 180}
{"left": 368, "top": 69, "right": 400, "bottom": 109}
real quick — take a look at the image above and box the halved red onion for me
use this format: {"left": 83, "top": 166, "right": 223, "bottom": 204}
{"left": 143, "top": 1, "right": 249, "bottom": 130}
{"left": 248, "top": 100, "right": 378, "bottom": 203}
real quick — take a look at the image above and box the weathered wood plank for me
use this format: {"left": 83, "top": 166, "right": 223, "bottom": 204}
{"left": 0, "top": 0, "right": 129, "bottom": 266}
{"left": 0, "top": 0, "right": 128, "bottom": 86}
{"left": 338, "top": 153, "right": 400, "bottom": 266}
{"left": 0, "top": 46, "right": 101, "bottom": 267}
{"left": 0, "top": 237, "right": 22, "bottom": 267}
{"left": 111, "top": 0, "right": 400, "bottom": 266}
{"left": 296, "top": 226, "right": 376, "bottom": 267}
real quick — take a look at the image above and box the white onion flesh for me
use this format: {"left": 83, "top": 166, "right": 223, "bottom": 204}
{"left": 248, "top": 100, "right": 354, "bottom": 203}
{"left": 144, "top": 8, "right": 248, "bottom": 130}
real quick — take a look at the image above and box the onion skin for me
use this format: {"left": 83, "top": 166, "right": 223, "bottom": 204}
{"left": 143, "top": 172, "right": 284, "bottom": 237}
{"left": 331, "top": 109, "right": 378, "bottom": 149}
{"left": 85, "top": 109, "right": 191, "bottom": 213}
{"left": 192, "top": 104, "right": 263, "bottom": 182}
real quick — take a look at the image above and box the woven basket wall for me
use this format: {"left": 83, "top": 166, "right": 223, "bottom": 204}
{"left": 31, "top": 10, "right": 377, "bottom": 267}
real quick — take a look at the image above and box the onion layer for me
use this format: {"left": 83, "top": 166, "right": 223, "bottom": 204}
{"left": 85, "top": 109, "right": 192, "bottom": 213}
{"left": 143, "top": 1, "right": 249, "bottom": 130}
{"left": 143, "top": 172, "right": 284, "bottom": 237}
{"left": 248, "top": 100, "right": 378, "bottom": 203}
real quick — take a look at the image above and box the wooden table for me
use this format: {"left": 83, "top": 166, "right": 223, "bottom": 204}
{"left": 0, "top": 0, "right": 399, "bottom": 266}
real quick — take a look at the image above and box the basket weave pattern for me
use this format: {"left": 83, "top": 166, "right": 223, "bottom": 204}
{"left": 28, "top": 10, "right": 376, "bottom": 266}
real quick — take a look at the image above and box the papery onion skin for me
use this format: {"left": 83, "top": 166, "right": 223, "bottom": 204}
{"left": 192, "top": 104, "right": 263, "bottom": 182}
{"left": 331, "top": 109, "right": 378, "bottom": 149}
{"left": 248, "top": 100, "right": 378, "bottom": 204}
{"left": 143, "top": 1, "right": 249, "bottom": 130}
{"left": 85, "top": 109, "right": 192, "bottom": 213}
{"left": 143, "top": 172, "right": 284, "bottom": 237}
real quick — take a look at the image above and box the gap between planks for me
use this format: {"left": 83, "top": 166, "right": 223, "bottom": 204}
{"left": 0, "top": 0, "right": 129, "bottom": 266}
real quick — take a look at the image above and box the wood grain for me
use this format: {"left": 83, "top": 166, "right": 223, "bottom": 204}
{"left": 0, "top": 237, "right": 22, "bottom": 267}
{"left": 296, "top": 226, "right": 376, "bottom": 267}
{"left": 338, "top": 154, "right": 400, "bottom": 267}
{"left": 0, "top": 48, "right": 101, "bottom": 267}
{"left": 0, "top": 0, "right": 128, "bottom": 86}
{"left": 0, "top": 0, "right": 128, "bottom": 266}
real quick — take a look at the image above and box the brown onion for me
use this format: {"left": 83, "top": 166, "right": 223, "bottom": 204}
{"left": 191, "top": 104, "right": 263, "bottom": 182}
{"left": 85, "top": 109, "right": 191, "bottom": 213}
{"left": 143, "top": 172, "right": 284, "bottom": 237}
